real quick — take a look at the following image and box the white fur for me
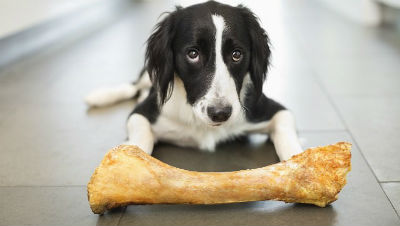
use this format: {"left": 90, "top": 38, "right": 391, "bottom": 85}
{"left": 267, "top": 111, "right": 303, "bottom": 160}
{"left": 85, "top": 83, "right": 137, "bottom": 107}
{"left": 125, "top": 113, "right": 154, "bottom": 154}
{"left": 193, "top": 15, "right": 242, "bottom": 126}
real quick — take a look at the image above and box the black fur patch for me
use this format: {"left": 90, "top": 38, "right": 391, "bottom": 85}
{"left": 242, "top": 83, "right": 286, "bottom": 122}
{"left": 130, "top": 88, "right": 160, "bottom": 123}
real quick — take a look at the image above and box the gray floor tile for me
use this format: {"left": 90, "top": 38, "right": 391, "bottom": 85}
{"left": 153, "top": 135, "right": 279, "bottom": 172}
{"left": 286, "top": 1, "right": 400, "bottom": 59}
{"left": 0, "top": 0, "right": 180, "bottom": 188}
{"left": 0, "top": 67, "right": 55, "bottom": 107}
{"left": 118, "top": 131, "right": 400, "bottom": 226}
{"left": 254, "top": 7, "right": 346, "bottom": 132}
{"left": 0, "top": 186, "right": 122, "bottom": 226}
{"left": 334, "top": 97, "right": 400, "bottom": 182}
{"left": 382, "top": 183, "right": 400, "bottom": 216}
{"left": 0, "top": 23, "right": 143, "bottom": 106}
{"left": 0, "top": 101, "right": 134, "bottom": 186}
{"left": 266, "top": 61, "right": 345, "bottom": 131}
{"left": 313, "top": 56, "right": 400, "bottom": 98}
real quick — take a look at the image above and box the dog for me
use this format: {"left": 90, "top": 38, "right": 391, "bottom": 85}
{"left": 85, "top": 1, "right": 303, "bottom": 161}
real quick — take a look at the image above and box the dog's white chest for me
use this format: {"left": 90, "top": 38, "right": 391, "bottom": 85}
{"left": 152, "top": 114, "right": 246, "bottom": 151}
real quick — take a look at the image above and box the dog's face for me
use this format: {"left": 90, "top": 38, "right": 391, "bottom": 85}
{"left": 146, "top": 1, "right": 270, "bottom": 126}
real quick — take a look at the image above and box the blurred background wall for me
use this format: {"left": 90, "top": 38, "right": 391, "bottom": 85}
{"left": 0, "top": 0, "right": 130, "bottom": 68}
{"left": 0, "top": 0, "right": 400, "bottom": 71}
{"left": 1, "top": 0, "right": 400, "bottom": 40}
{"left": 0, "top": 0, "right": 101, "bottom": 39}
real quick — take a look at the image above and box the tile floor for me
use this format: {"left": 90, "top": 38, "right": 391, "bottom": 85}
{"left": 0, "top": 0, "right": 399, "bottom": 225}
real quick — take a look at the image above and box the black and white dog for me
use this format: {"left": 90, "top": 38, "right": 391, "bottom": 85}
{"left": 85, "top": 1, "right": 302, "bottom": 161}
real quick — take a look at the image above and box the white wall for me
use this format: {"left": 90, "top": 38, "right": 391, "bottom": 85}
{"left": 316, "top": 0, "right": 382, "bottom": 26}
{"left": 0, "top": 0, "right": 102, "bottom": 39}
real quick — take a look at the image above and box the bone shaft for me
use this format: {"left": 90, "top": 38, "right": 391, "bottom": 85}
{"left": 139, "top": 165, "right": 287, "bottom": 204}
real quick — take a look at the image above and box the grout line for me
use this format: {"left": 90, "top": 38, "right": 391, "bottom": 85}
{"left": 380, "top": 183, "right": 400, "bottom": 219}
{"left": 116, "top": 207, "right": 127, "bottom": 226}
{"left": 380, "top": 181, "right": 400, "bottom": 184}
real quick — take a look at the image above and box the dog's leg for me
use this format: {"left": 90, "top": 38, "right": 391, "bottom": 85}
{"left": 85, "top": 83, "right": 138, "bottom": 107}
{"left": 268, "top": 110, "right": 303, "bottom": 161}
{"left": 85, "top": 71, "right": 152, "bottom": 107}
{"left": 125, "top": 113, "right": 155, "bottom": 155}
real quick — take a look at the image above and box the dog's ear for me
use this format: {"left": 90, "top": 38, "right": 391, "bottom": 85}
{"left": 146, "top": 7, "right": 181, "bottom": 104}
{"left": 238, "top": 5, "right": 271, "bottom": 99}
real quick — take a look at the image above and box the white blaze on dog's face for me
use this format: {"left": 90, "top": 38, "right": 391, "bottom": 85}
{"left": 192, "top": 15, "right": 241, "bottom": 126}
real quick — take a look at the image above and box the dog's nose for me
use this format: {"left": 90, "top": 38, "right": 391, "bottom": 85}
{"left": 207, "top": 105, "right": 232, "bottom": 123}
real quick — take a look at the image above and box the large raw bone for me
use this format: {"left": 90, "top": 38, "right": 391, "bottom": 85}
{"left": 88, "top": 142, "right": 351, "bottom": 214}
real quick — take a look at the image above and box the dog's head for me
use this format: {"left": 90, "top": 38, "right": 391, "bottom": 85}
{"left": 146, "top": 1, "right": 270, "bottom": 126}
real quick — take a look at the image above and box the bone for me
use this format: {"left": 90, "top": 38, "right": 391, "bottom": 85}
{"left": 87, "top": 142, "right": 351, "bottom": 214}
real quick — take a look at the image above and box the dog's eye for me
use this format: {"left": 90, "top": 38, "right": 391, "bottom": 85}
{"left": 232, "top": 50, "right": 242, "bottom": 62}
{"left": 187, "top": 49, "right": 199, "bottom": 62}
